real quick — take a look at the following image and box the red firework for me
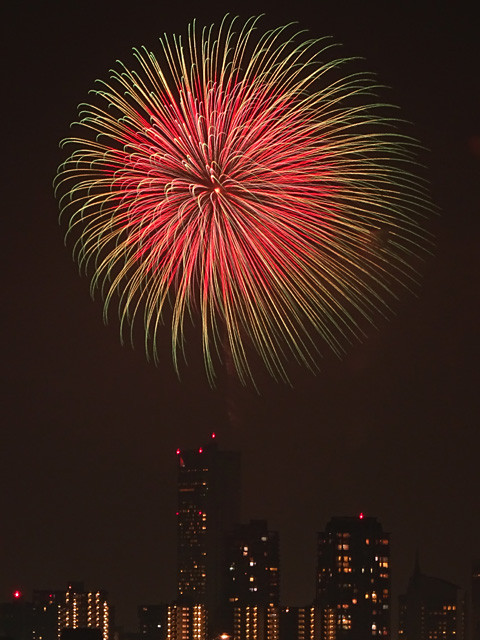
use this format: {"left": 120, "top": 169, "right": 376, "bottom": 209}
{"left": 55, "top": 16, "right": 434, "bottom": 384}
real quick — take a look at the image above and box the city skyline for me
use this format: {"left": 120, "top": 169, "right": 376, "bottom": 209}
{"left": 2, "top": 0, "right": 479, "bottom": 636}
{"left": 1, "top": 503, "right": 477, "bottom": 639}
{"left": 1, "top": 431, "right": 477, "bottom": 636}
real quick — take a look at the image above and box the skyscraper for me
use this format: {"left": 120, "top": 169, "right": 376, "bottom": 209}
{"left": 175, "top": 434, "right": 241, "bottom": 634}
{"left": 225, "top": 520, "right": 280, "bottom": 606}
{"left": 398, "top": 557, "right": 466, "bottom": 640}
{"left": 316, "top": 514, "right": 390, "bottom": 639}
{"left": 224, "top": 520, "right": 280, "bottom": 640}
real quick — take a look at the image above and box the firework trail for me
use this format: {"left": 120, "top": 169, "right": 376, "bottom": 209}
{"left": 55, "top": 16, "right": 434, "bottom": 385}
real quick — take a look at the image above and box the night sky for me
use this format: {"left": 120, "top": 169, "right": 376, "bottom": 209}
{"left": 2, "top": 1, "right": 479, "bottom": 634}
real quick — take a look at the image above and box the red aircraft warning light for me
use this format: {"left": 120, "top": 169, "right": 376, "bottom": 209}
{"left": 13, "top": 590, "right": 22, "bottom": 599}
{"left": 359, "top": 512, "right": 364, "bottom": 520}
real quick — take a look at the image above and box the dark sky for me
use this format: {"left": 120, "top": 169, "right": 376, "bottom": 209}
{"left": 2, "top": 1, "right": 479, "bottom": 634}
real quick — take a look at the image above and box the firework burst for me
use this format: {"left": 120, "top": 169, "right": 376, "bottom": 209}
{"left": 55, "top": 16, "right": 434, "bottom": 385}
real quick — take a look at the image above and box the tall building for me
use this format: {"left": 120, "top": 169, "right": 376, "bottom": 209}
{"left": 0, "top": 585, "right": 111, "bottom": 640}
{"left": 225, "top": 520, "right": 280, "bottom": 606}
{"left": 316, "top": 514, "right": 390, "bottom": 639}
{"left": 0, "top": 592, "right": 33, "bottom": 640}
{"left": 222, "top": 520, "right": 280, "bottom": 640}
{"left": 32, "top": 590, "right": 65, "bottom": 640}
{"left": 175, "top": 434, "right": 241, "bottom": 635}
{"left": 398, "top": 557, "right": 465, "bottom": 640}
{"left": 232, "top": 605, "right": 279, "bottom": 640}
{"left": 55, "top": 583, "right": 111, "bottom": 640}
{"left": 166, "top": 604, "right": 207, "bottom": 640}
{"left": 279, "top": 606, "right": 320, "bottom": 640}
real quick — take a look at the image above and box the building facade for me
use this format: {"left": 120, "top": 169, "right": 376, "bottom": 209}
{"left": 316, "top": 515, "right": 390, "bottom": 639}
{"left": 32, "top": 590, "right": 66, "bottom": 640}
{"left": 279, "top": 606, "right": 320, "bottom": 640}
{"left": 58, "top": 583, "right": 111, "bottom": 640}
{"left": 225, "top": 520, "right": 280, "bottom": 607}
{"left": 232, "top": 605, "right": 279, "bottom": 640}
{"left": 175, "top": 435, "right": 241, "bottom": 636}
{"left": 398, "top": 558, "right": 465, "bottom": 640}
{"left": 166, "top": 604, "right": 207, "bottom": 640}
{"left": 138, "top": 605, "right": 167, "bottom": 640}
{"left": 0, "top": 585, "right": 112, "bottom": 640}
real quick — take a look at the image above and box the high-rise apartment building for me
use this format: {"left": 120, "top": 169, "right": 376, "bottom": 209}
{"left": 279, "top": 606, "right": 319, "bottom": 640}
{"left": 175, "top": 435, "right": 241, "bottom": 635}
{"left": 222, "top": 520, "right": 280, "bottom": 640}
{"left": 32, "top": 590, "right": 65, "bottom": 640}
{"left": 398, "top": 557, "right": 465, "bottom": 640}
{"left": 225, "top": 520, "right": 280, "bottom": 606}
{"left": 232, "top": 604, "right": 279, "bottom": 640}
{"left": 316, "top": 515, "right": 390, "bottom": 639}
{"left": 56, "top": 583, "right": 111, "bottom": 640}
{"left": 4, "top": 584, "right": 112, "bottom": 640}
{"left": 166, "top": 604, "right": 207, "bottom": 640}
